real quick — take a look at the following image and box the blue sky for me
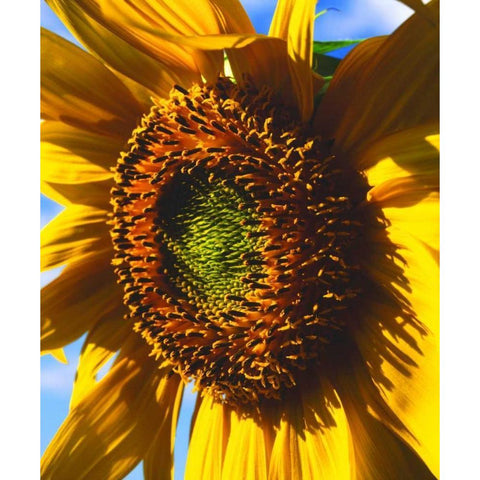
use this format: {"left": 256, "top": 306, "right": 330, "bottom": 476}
{"left": 40, "top": 1, "right": 414, "bottom": 478}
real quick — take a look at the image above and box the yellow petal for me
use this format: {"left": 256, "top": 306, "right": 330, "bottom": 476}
{"left": 268, "top": 413, "right": 301, "bottom": 479}
{"left": 343, "top": 403, "right": 436, "bottom": 479}
{"left": 226, "top": 38, "right": 296, "bottom": 108}
{"left": 361, "top": 123, "right": 439, "bottom": 183}
{"left": 377, "top": 227, "right": 439, "bottom": 477}
{"left": 41, "top": 28, "right": 143, "bottom": 138}
{"left": 143, "top": 381, "right": 184, "bottom": 480}
{"left": 319, "top": 1, "right": 438, "bottom": 155}
{"left": 93, "top": 0, "right": 255, "bottom": 81}
{"left": 41, "top": 252, "right": 123, "bottom": 352}
{"left": 46, "top": 0, "right": 183, "bottom": 97}
{"left": 269, "top": 382, "right": 351, "bottom": 480}
{"left": 384, "top": 194, "right": 439, "bottom": 260}
{"left": 300, "top": 382, "right": 353, "bottom": 480}
{"left": 363, "top": 124, "right": 439, "bottom": 255}
{"left": 41, "top": 205, "right": 111, "bottom": 271}
{"left": 269, "top": 0, "right": 317, "bottom": 121}
{"left": 269, "top": 0, "right": 295, "bottom": 39}
{"left": 333, "top": 349, "right": 437, "bottom": 479}
{"left": 344, "top": 220, "right": 439, "bottom": 478}
{"left": 41, "top": 121, "right": 118, "bottom": 184}
{"left": 185, "top": 395, "right": 229, "bottom": 480}
{"left": 314, "top": 36, "right": 386, "bottom": 141}
{"left": 42, "top": 348, "right": 68, "bottom": 364}
{"left": 222, "top": 411, "right": 269, "bottom": 480}
{"left": 69, "top": 306, "right": 131, "bottom": 410}
{"left": 47, "top": 0, "right": 249, "bottom": 84}
{"left": 41, "top": 337, "right": 182, "bottom": 480}
{"left": 41, "top": 178, "right": 113, "bottom": 209}
{"left": 41, "top": 121, "right": 117, "bottom": 208}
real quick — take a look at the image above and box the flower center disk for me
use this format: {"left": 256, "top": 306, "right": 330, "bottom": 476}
{"left": 111, "top": 78, "right": 367, "bottom": 406}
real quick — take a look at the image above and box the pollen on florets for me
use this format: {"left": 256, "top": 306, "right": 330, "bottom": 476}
{"left": 110, "top": 77, "right": 368, "bottom": 406}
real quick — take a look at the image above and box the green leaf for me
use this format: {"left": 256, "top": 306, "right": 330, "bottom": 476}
{"left": 312, "top": 53, "right": 341, "bottom": 77}
{"left": 312, "top": 40, "right": 363, "bottom": 55}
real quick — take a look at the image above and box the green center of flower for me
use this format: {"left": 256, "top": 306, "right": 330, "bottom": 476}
{"left": 111, "top": 77, "right": 370, "bottom": 407}
{"left": 156, "top": 175, "right": 261, "bottom": 311}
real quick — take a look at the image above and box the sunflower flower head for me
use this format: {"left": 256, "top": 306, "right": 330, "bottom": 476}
{"left": 111, "top": 77, "right": 380, "bottom": 407}
{"left": 41, "top": 0, "right": 439, "bottom": 478}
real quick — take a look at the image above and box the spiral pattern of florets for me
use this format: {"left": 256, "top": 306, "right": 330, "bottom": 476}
{"left": 111, "top": 78, "right": 369, "bottom": 405}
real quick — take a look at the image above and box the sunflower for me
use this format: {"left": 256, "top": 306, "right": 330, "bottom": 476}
{"left": 41, "top": 0, "right": 439, "bottom": 479}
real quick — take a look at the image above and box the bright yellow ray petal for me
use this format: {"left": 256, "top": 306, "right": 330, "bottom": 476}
{"left": 46, "top": 0, "right": 184, "bottom": 97}
{"left": 41, "top": 252, "right": 123, "bottom": 353}
{"left": 300, "top": 381, "right": 353, "bottom": 480}
{"left": 268, "top": 413, "right": 301, "bottom": 479}
{"left": 41, "top": 337, "right": 182, "bottom": 480}
{"left": 384, "top": 194, "right": 439, "bottom": 260}
{"left": 269, "top": 382, "right": 352, "bottom": 480}
{"left": 42, "top": 347, "right": 68, "bottom": 364}
{"left": 375, "top": 227, "right": 440, "bottom": 477}
{"left": 41, "top": 28, "right": 143, "bottom": 138}
{"left": 319, "top": 0, "right": 438, "bottom": 156}
{"left": 41, "top": 178, "right": 113, "bottom": 209}
{"left": 185, "top": 395, "right": 229, "bottom": 480}
{"left": 333, "top": 350, "right": 437, "bottom": 479}
{"left": 361, "top": 123, "right": 439, "bottom": 182}
{"left": 143, "top": 383, "right": 184, "bottom": 480}
{"left": 41, "top": 121, "right": 119, "bottom": 184}
{"left": 41, "top": 205, "right": 111, "bottom": 271}
{"left": 269, "top": 0, "right": 295, "bottom": 39}
{"left": 363, "top": 124, "right": 439, "bottom": 255}
{"left": 41, "top": 121, "right": 118, "bottom": 208}
{"left": 269, "top": 0, "right": 318, "bottom": 121}
{"left": 69, "top": 306, "right": 131, "bottom": 410}
{"left": 47, "top": 0, "right": 253, "bottom": 85}
{"left": 222, "top": 411, "right": 269, "bottom": 480}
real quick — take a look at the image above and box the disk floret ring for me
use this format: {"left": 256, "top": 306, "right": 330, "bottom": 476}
{"left": 111, "top": 77, "right": 370, "bottom": 406}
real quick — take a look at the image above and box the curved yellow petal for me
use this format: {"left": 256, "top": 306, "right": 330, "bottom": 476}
{"left": 349, "top": 166, "right": 439, "bottom": 477}
{"left": 46, "top": 0, "right": 182, "bottom": 97}
{"left": 185, "top": 395, "right": 229, "bottom": 480}
{"left": 143, "top": 381, "right": 184, "bottom": 480}
{"left": 363, "top": 124, "right": 439, "bottom": 255}
{"left": 47, "top": 0, "right": 252, "bottom": 85}
{"left": 342, "top": 403, "right": 436, "bottom": 479}
{"left": 376, "top": 226, "right": 440, "bottom": 477}
{"left": 269, "top": 0, "right": 318, "bottom": 121}
{"left": 319, "top": 0, "right": 438, "bottom": 155}
{"left": 41, "top": 121, "right": 117, "bottom": 208}
{"left": 41, "top": 252, "right": 122, "bottom": 352}
{"left": 314, "top": 36, "right": 386, "bottom": 140}
{"left": 69, "top": 306, "right": 131, "bottom": 410}
{"left": 41, "top": 205, "right": 111, "bottom": 271}
{"left": 384, "top": 194, "right": 439, "bottom": 260}
{"left": 41, "top": 28, "right": 143, "bottom": 138}
{"left": 42, "top": 347, "right": 68, "bottom": 364}
{"left": 333, "top": 350, "right": 437, "bottom": 479}
{"left": 225, "top": 37, "right": 296, "bottom": 108}
{"left": 268, "top": 382, "right": 351, "bottom": 480}
{"left": 361, "top": 123, "right": 439, "bottom": 180}
{"left": 41, "top": 178, "right": 113, "bottom": 209}
{"left": 41, "top": 121, "right": 119, "bottom": 184}
{"left": 222, "top": 411, "right": 269, "bottom": 480}
{"left": 41, "top": 337, "right": 182, "bottom": 480}
{"left": 300, "top": 382, "right": 352, "bottom": 480}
